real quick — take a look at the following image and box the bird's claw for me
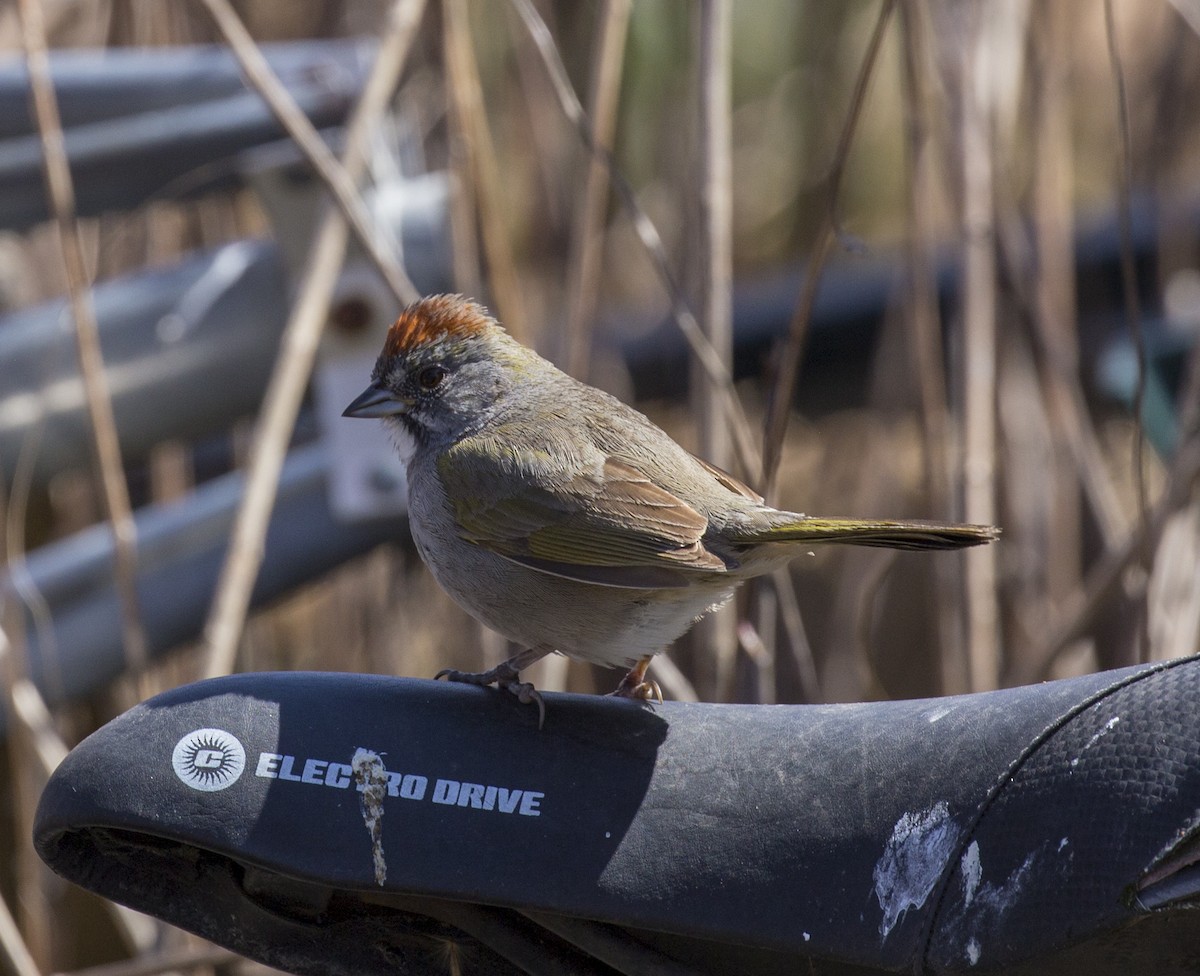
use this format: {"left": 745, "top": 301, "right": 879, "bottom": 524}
{"left": 609, "top": 655, "right": 662, "bottom": 703}
{"left": 435, "top": 664, "right": 546, "bottom": 729}
{"left": 504, "top": 680, "right": 546, "bottom": 730}
{"left": 609, "top": 677, "right": 663, "bottom": 703}
{"left": 434, "top": 666, "right": 492, "bottom": 686}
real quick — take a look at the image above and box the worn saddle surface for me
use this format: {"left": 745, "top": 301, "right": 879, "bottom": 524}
{"left": 34, "top": 657, "right": 1200, "bottom": 975}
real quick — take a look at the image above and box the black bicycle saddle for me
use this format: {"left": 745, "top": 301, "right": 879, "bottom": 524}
{"left": 34, "top": 656, "right": 1200, "bottom": 975}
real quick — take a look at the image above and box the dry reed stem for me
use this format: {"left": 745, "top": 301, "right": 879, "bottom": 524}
{"left": 507, "top": 0, "right": 761, "bottom": 479}
{"left": 898, "top": 0, "right": 968, "bottom": 695}
{"left": 1146, "top": 345, "right": 1200, "bottom": 660}
{"left": 696, "top": 0, "right": 733, "bottom": 494}
{"left": 441, "top": 67, "right": 484, "bottom": 297}
{"left": 442, "top": 0, "right": 527, "bottom": 341}
{"left": 1017, "top": 433, "right": 1200, "bottom": 683}
{"left": 1104, "top": 0, "right": 1150, "bottom": 662}
{"left": 17, "top": 0, "right": 149, "bottom": 680}
{"left": 735, "top": 620, "right": 775, "bottom": 705}
{"left": 1017, "top": 341, "right": 1200, "bottom": 682}
{"left": 15, "top": 3, "right": 154, "bottom": 959}
{"left": 1007, "top": 141, "right": 1131, "bottom": 551}
{"left": 647, "top": 650, "right": 699, "bottom": 703}
{"left": 202, "top": 0, "right": 427, "bottom": 677}
{"left": 989, "top": 179, "right": 1127, "bottom": 555}
{"left": 1029, "top": 0, "right": 1085, "bottom": 612}
{"left": 758, "top": 0, "right": 896, "bottom": 503}
{"left": 1021, "top": 2, "right": 1133, "bottom": 680}
{"left": 1036, "top": 361, "right": 1129, "bottom": 547}
{"left": 564, "top": 0, "right": 631, "bottom": 380}
{"left": 195, "top": 0, "right": 420, "bottom": 306}
{"left": 820, "top": 420, "right": 899, "bottom": 702}
{"left": 1148, "top": 502, "right": 1200, "bottom": 661}
{"left": 8, "top": 677, "right": 68, "bottom": 775}
{"left": 1168, "top": 0, "right": 1200, "bottom": 34}
{"left": 956, "top": 11, "right": 1000, "bottom": 692}
{"left": 0, "top": 627, "right": 50, "bottom": 974}
{"left": 691, "top": 0, "right": 737, "bottom": 701}
{"left": 4, "top": 421, "right": 64, "bottom": 703}
{"left": 995, "top": 330, "right": 1054, "bottom": 656}
{"left": 0, "top": 891, "right": 39, "bottom": 976}
{"left": 4, "top": 628, "right": 148, "bottom": 958}
{"left": 854, "top": 549, "right": 901, "bottom": 699}
{"left": 770, "top": 567, "right": 821, "bottom": 702}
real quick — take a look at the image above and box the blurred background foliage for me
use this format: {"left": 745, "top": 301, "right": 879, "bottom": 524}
{"left": 2, "top": 0, "right": 1200, "bottom": 972}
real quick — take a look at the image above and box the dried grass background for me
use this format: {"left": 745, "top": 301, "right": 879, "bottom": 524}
{"left": 2, "top": 0, "right": 1200, "bottom": 973}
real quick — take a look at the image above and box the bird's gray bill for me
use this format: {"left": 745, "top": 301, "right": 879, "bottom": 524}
{"left": 343, "top": 383, "right": 407, "bottom": 418}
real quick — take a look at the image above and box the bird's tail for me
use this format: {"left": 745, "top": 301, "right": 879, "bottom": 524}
{"left": 741, "top": 516, "right": 1000, "bottom": 551}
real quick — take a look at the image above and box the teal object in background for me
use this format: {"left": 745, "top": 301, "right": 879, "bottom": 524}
{"left": 1097, "top": 323, "right": 1192, "bottom": 458}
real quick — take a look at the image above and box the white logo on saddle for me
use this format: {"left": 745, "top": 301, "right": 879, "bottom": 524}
{"left": 173, "top": 728, "right": 246, "bottom": 792}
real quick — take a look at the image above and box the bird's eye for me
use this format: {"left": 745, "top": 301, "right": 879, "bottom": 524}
{"left": 417, "top": 365, "right": 447, "bottom": 390}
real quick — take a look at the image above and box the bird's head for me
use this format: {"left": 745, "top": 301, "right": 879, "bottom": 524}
{"left": 343, "top": 294, "right": 528, "bottom": 455}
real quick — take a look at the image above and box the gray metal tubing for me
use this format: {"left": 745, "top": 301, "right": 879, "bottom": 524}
{"left": 0, "top": 86, "right": 361, "bottom": 229}
{"left": 0, "top": 170, "right": 452, "bottom": 484}
{"left": 0, "top": 41, "right": 373, "bottom": 140}
{"left": 1, "top": 442, "right": 407, "bottom": 717}
{"left": 0, "top": 238, "right": 288, "bottom": 482}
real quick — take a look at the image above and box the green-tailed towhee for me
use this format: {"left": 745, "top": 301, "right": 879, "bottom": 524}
{"left": 344, "top": 294, "right": 998, "bottom": 722}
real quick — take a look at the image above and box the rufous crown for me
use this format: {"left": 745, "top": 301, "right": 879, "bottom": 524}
{"left": 381, "top": 294, "right": 496, "bottom": 359}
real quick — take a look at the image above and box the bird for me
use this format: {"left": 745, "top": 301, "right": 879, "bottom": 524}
{"left": 344, "top": 294, "right": 998, "bottom": 723}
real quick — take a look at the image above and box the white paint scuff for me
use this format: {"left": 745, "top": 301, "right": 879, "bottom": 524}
{"left": 352, "top": 748, "right": 389, "bottom": 886}
{"left": 961, "top": 840, "right": 982, "bottom": 907}
{"left": 873, "top": 800, "right": 963, "bottom": 939}
{"left": 952, "top": 848, "right": 1043, "bottom": 968}
{"left": 967, "top": 937, "right": 981, "bottom": 965}
{"left": 1070, "top": 716, "right": 1120, "bottom": 768}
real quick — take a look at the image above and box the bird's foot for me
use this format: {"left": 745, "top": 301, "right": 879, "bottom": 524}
{"left": 611, "top": 677, "right": 662, "bottom": 702}
{"left": 436, "top": 657, "right": 547, "bottom": 729}
{"left": 608, "top": 656, "right": 663, "bottom": 703}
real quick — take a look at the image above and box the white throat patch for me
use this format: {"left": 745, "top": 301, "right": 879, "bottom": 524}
{"left": 387, "top": 421, "right": 419, "bottom": 465}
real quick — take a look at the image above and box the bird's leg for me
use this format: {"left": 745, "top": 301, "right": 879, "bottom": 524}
{"left": 436, "top": 646, "right": 552, "bottom": 728}
{"left": 609, "top": 655, "right": 663, "bottom": 703}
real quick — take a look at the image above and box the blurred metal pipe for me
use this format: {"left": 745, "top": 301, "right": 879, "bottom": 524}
{"left": 0, "top": 89, "right": 357, "bottom": 229}
{"left": 0, "top": 189, "right": 1171, "bottom": 495}
{"left": 0, "top": 41, "right": 373, "bottom": 228}
{"left": 0, "top": 41, "right": 372, "bottom": 139}
{"left": 611, "top": 200, "right": 1169, "bottom": 407}
{"left": 0, "top": 171, "right": 452, "bottom": 485}
{"left": 0, "top": 238, "right": 287, "bottom": 483}
{"left": 1, "top": 442, "right": 406, "bottom": 718}
{"left": 0, "top": 185, "right": 1165, "bottom": 492}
